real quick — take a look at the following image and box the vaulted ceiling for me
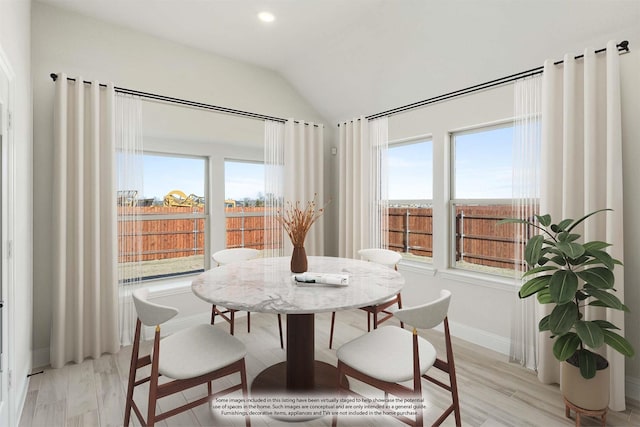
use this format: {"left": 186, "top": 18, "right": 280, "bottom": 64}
{"left": 37, "top": 0, "right": 640, "bottom": 124}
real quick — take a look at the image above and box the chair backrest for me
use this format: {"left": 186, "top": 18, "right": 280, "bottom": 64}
{"left": 132, "top": 288, "right": 179, "bottom": 326}
{"left": 393, "top": 290, "right": 451, "bottom": 330}
{"left": 212, "top": 248, "right": 260, "bottom": 266}
{"left": 358, "top": 248, "right": 402, "bottom": 269}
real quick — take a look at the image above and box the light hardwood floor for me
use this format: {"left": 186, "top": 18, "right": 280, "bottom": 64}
{"left": 19, "top": 310, "right": 640, "bottom": 427}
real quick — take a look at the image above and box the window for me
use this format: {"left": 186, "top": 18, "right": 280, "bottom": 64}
{"left": 224, "top": 160, "right": 267, "bottom": 249}
{"left": 386, "top": 138, "right": 433, "bottom": 263}
{"left": 118, "top": 153, "right": 208, "bottom": 281}
{"left": 450, "top": 123, "right": 526, "bottom": 276}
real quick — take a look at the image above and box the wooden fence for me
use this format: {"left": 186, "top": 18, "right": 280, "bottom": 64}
{"left": 118, "top": 204, "right": 533, "bottom": 270}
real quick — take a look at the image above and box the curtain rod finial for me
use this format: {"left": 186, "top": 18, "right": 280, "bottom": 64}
{"left": 619, "top": 40, "right": 629, "bottom": 52}
{"left": 50, "top": 73, "right": 58, "bottom": 82}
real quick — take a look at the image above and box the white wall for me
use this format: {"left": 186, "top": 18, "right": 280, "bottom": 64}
{"left": 0, "top": 0, "right": 32, "bottom": 424}
{"left": 31, "top": 2, "right": 330, "bottom": 368}
{"left": 382, "top": 49, "right": 640, "bottom": 399}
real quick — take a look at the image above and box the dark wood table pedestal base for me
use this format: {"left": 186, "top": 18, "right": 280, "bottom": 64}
{"left": 250, "top": 314, "right": 348, "bottom": 422}
{"left": 252, "top": 360, "right": 346, "bottom": 395}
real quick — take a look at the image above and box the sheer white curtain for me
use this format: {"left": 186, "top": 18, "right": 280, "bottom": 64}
{"left": 264, "top": 119, "right": 324, "bottom": 256}
{"left": 510, "top": 75, "right": 542, "bottom": 370}
{"left": 51, "top": 75, "right": 119, "bottom": 368}
{"left": 264, "top": 120, "right": 285, "bottom": 257}
{"left": 538, "top": 41, "right": 626, "bottom": 410}
{"left": 338, "top": 116, "right": 388, "bottom": 259}
{"left": 284, "top": 119, "right": 325, "bottom": 255}
{"left": 115, "top": 94, "right": 144, "bottom": 346}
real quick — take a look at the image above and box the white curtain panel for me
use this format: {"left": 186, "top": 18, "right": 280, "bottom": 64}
{"left": 338, "top": 117, "right": 389, "bottom": 259}
{"left": 51, "top": 75, "right": 120, "bottom": 368}
{"left": 283, "top": 119, "right": 324, "bottom": 255}
{"left": 369, "top": 117, "right": 389, "bottom": 249}
{"left": 115, "top": 94, "right": 144, "bottom": 346}
{"left": 264, "top": 120, "right": 285, "bottom": 257}
{"left": 538, "top": 41, "right": 626, "bottom": 410}
{"left": 510, "top": 75, "right": 542, "bottom": 370}
{"left": 264, "top": 119, "right": 324, "bottom": 256}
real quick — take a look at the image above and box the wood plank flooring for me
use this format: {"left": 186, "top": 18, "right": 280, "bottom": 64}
{"left": 19, "top": 310, "right": 640, "bottom": 426}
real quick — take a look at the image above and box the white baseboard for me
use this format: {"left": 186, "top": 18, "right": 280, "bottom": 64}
{"left": 627, "top": 375, "right": 640, "bottom": 403}
{"left": 32, "top": 347, "right": 49, "bottom": 370}
{"left": 440, "top": 320, "right": 511, "bottom": 356}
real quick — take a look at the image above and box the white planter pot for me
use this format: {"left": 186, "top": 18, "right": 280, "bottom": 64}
{"left": 560, "top": 360, "right": 610, "bottom": 411}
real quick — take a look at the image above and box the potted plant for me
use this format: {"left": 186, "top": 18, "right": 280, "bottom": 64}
{"left": 502, "top": 208, "right": 634, "bottom": 410}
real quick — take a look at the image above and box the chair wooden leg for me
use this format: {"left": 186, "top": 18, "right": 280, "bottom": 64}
{"left": 445, "top": 319, "right": 462, "bottom": 426}
{"left": 230, "top": 310, "right": 235, "bottom": 335}
{"left": 247, "top": 311, "right": 251, "bottom": 333}
{"left": 278, "top": 314, "right": 284, "bottom": 349}
{"left": 211, "top": 305, "right": 216, "bottom": 325}
{"left": 373, "top": 310, "right": 378, "bottom": 330}
{"left": 147, "top": 328, "right": 161, "bottom": 427}
{"left": 123, "top": 320, "right": 142, "bottom": 426}
{"left": 397, "top": 293, "right": 405, "bottom": 329}
{"left": 329, "top": 312, "right": 336, "bottom": 349}
{"left": 367, "top": 312, "right": 371, "bottom": 332}
{"left": 240, "top": 360, "right": 251, "bottom": 427}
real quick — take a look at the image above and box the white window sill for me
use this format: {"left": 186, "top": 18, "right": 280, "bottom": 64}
{"left": 119, "top": 274, "right": 198, "bottom": 298}
{"left": 398, "top": 260, "right": 437, "bottom": 276}
{"left": 438, "top": 268, "right": 519, "bottom": 292}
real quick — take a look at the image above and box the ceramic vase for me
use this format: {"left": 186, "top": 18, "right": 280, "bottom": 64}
{"left": 290, "top": 246, "right": 308, "bottom": 273}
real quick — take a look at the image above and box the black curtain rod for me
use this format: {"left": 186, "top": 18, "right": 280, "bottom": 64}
{"left": 358, "top": 40, "right": 630, "bottom": 123}
{"left": 49, "top": 73, "right": 319, "bottom": 127}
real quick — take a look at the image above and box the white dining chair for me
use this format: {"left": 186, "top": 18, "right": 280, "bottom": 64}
{"left": 329, "top": 248, "right": 404, "bottom": 349}
{"left": 211, "top": 248, "right": 284, "bottom": 348}
{"left": 332, "top": 289, "right": 461, "bottom": 427}
{"left": 124, "top": 288, "right": 251, "bottom": 427}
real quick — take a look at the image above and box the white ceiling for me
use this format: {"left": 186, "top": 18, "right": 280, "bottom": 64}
{"left": 37, "top": 0, "right": 640, "bottom": 124}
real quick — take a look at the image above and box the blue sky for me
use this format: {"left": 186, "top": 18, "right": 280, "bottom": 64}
{"left": 140, "top": 154, "right": 206, "bottom": 200}
{"left": 453, "top": 125, "right": 513, "bottom": 199}
{"left": 137, "top": 125, "right": 513, "bottom": 202}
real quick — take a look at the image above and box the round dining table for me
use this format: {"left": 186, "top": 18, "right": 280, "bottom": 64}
{"left": 191, "top": 255, "right": 404, "bottom": 395}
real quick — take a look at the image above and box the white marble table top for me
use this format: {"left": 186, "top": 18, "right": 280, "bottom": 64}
{"left": 191, "top": 256, "right": 404, "bottom": 314}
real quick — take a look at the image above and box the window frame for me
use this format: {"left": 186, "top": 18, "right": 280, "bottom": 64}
{"left": 223, "top": 158, "right": 267, "bottom": 250}
{"left": 117, "top": 150, "right": 210, "bottom": 283}
{"left": 386, "top": 135, "right": 434, "bottom": 264}
{"left": 448, "top": 121, "right": 521, "bottom": 277}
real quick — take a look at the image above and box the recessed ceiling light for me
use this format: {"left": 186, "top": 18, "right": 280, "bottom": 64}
{"left": 258, "top": 11, "right": 275, "bottom": 23}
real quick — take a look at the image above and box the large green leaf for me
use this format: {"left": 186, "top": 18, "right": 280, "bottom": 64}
{"left": 585, "top": 249, "right": 615, "bottom": 270}
{"left": 556, "top": 241, "right": 585, "bottom": 259}
{"left": 538, "top": 315, "right": 551, "bottom": 332}
{"left": 576, "top": 267, "right": 614, "bottom": 289}
{"left": 555, "top": 218, "right": 574, "bottom": 232}
{"left": 536, "top": 214, "right": 551, "bottom": 227}
{"left": 537, "top": 288, "right": 553, "bottom": 304}
{"left": 549, "top": 270, "right": 578, "bottom": 304}
{"left": 522, "top": 265, "right": 557, "bottom": 278}
{"left": 602, "top": 330, "right": 635, "bottom": 357}
{"left": 557, "top": 231, "right": 581, "bottom": 243}
{"left": 592, "top": 319, "right": 619, "bottom": 330}
{"left": 525, "top": 235, "right": 544, "bottom": 267}
{"left": 583, "top": 241, "right": 611, "bottom": 252}
{"left": 565, "top": 208, "right": 612, "bottom": 233}
{"left": 584, "top": 286, "right": 625, "bottom": 310}
{"left": 549, "top": 302, "right": 579, "bottom": 335}
{"left": 519, "top": 275, "right": 550, "bottom": 298}
{"left": 575, "top": 321, "right": 604, "bottom": 348}
{"left": 577, "top": 349, "right": 597, "bottom": 379}
{"left": 553, "top": 332, "right": 580, "bottom": 361}
{"left": 589, "top": 300, "right": 630, "bottom": 312}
